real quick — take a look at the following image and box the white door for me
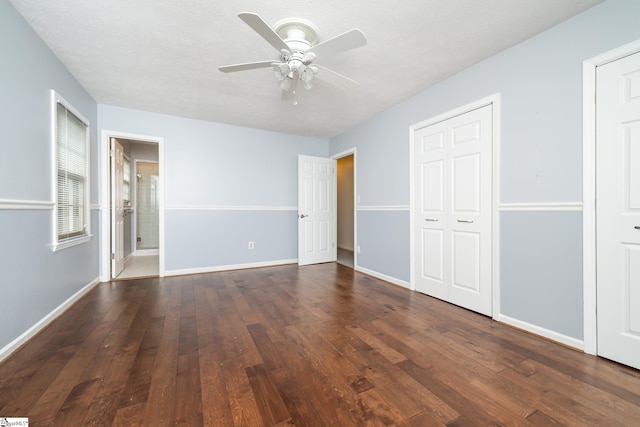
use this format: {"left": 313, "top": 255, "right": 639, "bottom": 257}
{"left": 111, "top": 138, "right": 125, "bottom": 278}
{"left": 298, "top": 155, "right": 337, "bottom": 266}
{"left": 596, "top": 50, "right": 640, "bottom": 370}
{"left": 414, "top": 104, "right": 493, "bottom": 316}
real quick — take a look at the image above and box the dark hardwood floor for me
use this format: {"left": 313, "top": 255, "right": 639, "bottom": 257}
{"left": 1, "top": 263, "right": 639, "bottom": 426}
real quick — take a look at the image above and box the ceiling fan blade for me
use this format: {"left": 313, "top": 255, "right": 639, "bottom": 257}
{"left": 307, "top": 29, "right": 366, "bottom": 59}
{"left": 313, "top": 65, "right": 359, "bottom": 91}
{"left": 218, "top": 60, "right": 275, "bottom": 73}
{"left": 238, "top": 12, "right": 290, "bottom": 53}
{"left": 281, "top": 73, "right": 299, "bottom": 101}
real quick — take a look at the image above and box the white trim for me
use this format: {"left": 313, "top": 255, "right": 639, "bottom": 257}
{"left": 582, "top": 39, "right": 640, "bottom": 356}
{"left": 165, "top": 205, "right": 297, "bottom": 211}
{"left": 496, "top": 314, "right": 584, "bottom": 351}
{"left": 90, "top": 204, "right": 101, "bottom": 210}
{"left": 0, "top": 276, "right": 101, "bottom": 363}
{"left": 331, "top": 148, "right": 356, "bottom": 159}
{"left": 492, "top": 95, "right": 502, "bottom": 322}
{"left": 355, "top": 266, "right": 411, "bottom": 289}
{"left": 409, "top": 93, "right": 501, "bottom": 320}
{"left": 332, "top": 147, "right": 357, "bottom": 269}
{"left": 100, "top": 130, "right": 165, "bottom": 282}
{"left": 0, "top": 199, "right": 54, "bottom": 210}
{"left": 357, "top": 205, "right": 410, "bottom": 211}
{"left": 498, "top": 202, "right": 583, "bottom": 212}
{"left": 165, "top": 259, "right": 297, "bottom": 277}
{"left": 411, "top": 94, "right": 498, "bottom": 130}
{"left": 52, "top": 234, "right": 92, "bottom": 252}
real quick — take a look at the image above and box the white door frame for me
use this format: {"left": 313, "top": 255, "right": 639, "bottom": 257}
{"left": 409, "top": 93, "right": 501, "bottom": 319}
{"left": 100, "top": 130, "right": 165, "bottom": 281}
{"left": 332, "top": 148, "right": 357, "bottom": 269}
{"left": 582, "top": 39, "right": 640, "bottom": 355}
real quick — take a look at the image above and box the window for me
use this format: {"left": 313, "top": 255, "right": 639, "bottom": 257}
{"left": 52, "top": 90, "right": 90, "bottom": 250}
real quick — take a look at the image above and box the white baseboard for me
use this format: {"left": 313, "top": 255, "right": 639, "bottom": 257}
{"left": 355, "top": 266, "right": 411, "bottom": 289}
{"left": 0, "top": 276, "right": 102, "bottom": 363}
{"left": 496, "top": 314, "right": 584, "bottom": 350}
{"left": 165, "top": 259, "right": 298, "bottom": 277}
{"left": 134, "top": 249, "right": 159, "bottom": 256}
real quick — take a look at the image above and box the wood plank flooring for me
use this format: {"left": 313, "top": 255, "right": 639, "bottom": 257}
{"left": 1, "top": 263, "right": 639, "bottom": 426}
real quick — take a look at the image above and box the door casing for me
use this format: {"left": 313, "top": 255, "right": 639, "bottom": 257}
{"left": 100, "top": 130, "right": 165, "bottom": 282}
{"left": 409, "top": 94, "right": 501, "bottom": 320}
{"left": 582, "top": 38, "right": 640, "bottom": 355}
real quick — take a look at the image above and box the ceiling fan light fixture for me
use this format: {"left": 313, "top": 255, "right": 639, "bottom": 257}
{"left": 299, "top": 64, "right": 317, "bottom": 88}
{"left": 273, "top": 62, "right": 290, "bottom": 81}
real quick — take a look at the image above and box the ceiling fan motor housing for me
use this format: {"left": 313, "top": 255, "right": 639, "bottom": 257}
{"left": 273, "top": 19, "right": 320, "bottom": 82}
{"left": 274, "top": 18, "right": 319, "bottom": 52}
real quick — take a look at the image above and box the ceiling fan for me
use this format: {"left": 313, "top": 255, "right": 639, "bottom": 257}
{"left": 219, "top": 12, "right": 367, "bottom": 101}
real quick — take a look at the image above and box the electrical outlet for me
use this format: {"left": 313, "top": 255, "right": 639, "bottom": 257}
{"left": 357, "top": 245, "right": 361, "bottom": 253}
{"left": 357, "top": 195, "right": 361, "bottom": 203}
{"left": 248, "top": 241, "right": 254, "bottom": 249}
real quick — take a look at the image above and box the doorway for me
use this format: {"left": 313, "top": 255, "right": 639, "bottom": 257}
{"left": 335, "top": 151, "right": 355, "bottom": 268}
{"left": 100, "top": 131, "right": 164, "bottom": 282}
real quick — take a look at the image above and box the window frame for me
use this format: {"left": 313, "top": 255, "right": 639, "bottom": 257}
{"left": 51, "top": 90, "right": 91, "bottom": 251}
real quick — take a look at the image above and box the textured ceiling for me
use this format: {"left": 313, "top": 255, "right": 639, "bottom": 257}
{"left": 10, "top": 0, "right": 602, "bottom": 138}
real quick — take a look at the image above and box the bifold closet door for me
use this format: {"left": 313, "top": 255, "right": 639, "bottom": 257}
{"left": 414, "top": 104, "right": 492, "bottom": 316}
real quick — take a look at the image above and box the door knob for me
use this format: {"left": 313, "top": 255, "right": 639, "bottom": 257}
{"left": 299, "top": 214, "right": 308, "bottom": 219}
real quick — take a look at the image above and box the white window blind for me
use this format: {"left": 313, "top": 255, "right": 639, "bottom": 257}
{"left": 53, "top": 91, "right": 90, "bottom": 247}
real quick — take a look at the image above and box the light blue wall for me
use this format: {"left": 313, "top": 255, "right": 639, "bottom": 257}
{"left": 330, "top": 0, "right": 640, "bottom": 340}
{"left": 165, "top": 210, "right": 298, "bottom": 271}
{"left": 98, "top": 105, "right": 328, "bottom": 272}
{"left": 0, "top": 1, "right": 99, "bottom": 350}
{"left": 500, "top": 212, "right": 583, "bottom": 338}
{"left": 357, "top": 211, "right": 410, "bottom": 283}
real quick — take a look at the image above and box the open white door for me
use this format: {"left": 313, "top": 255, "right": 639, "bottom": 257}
{"left": 298, "top": 155, "right": 337, "bottom": 266}
{"left": 596, "top": 50, "right": 640, "bottom": 370}
{"left": 111, "top": 138, "right": 125, "bottom": 278}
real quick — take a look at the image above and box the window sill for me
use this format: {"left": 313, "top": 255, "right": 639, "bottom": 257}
{"left": 52, "top": 234, "right": 92, "bottom": 252}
